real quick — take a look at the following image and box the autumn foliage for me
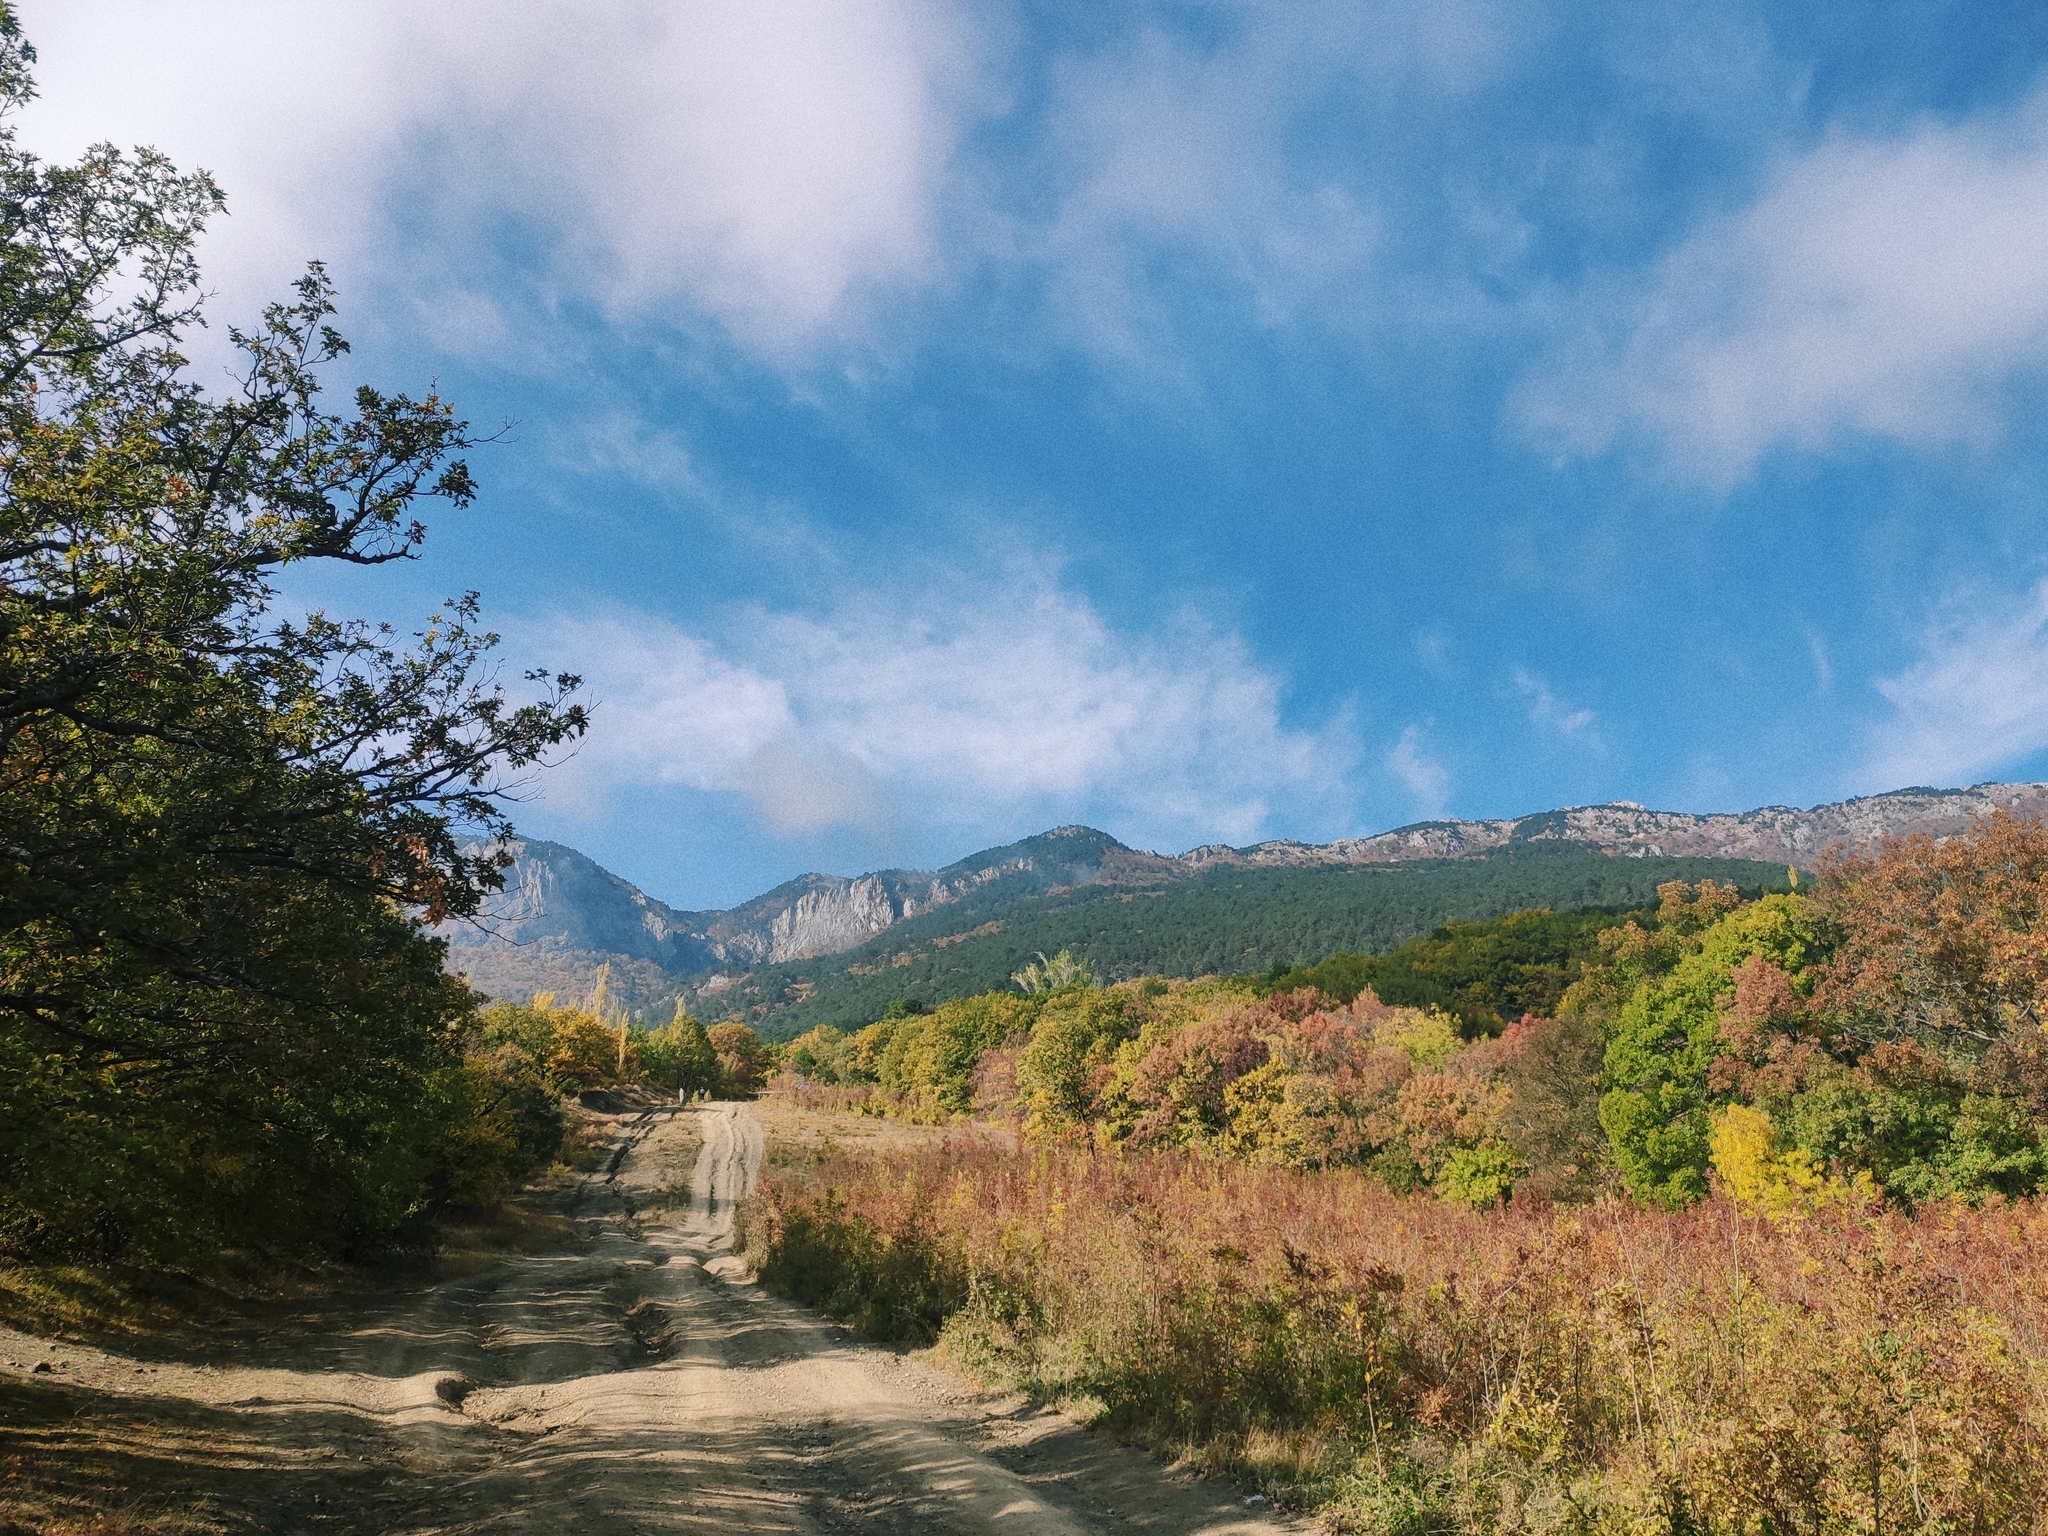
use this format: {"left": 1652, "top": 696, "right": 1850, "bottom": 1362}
{"left": 752, "top": 810, "right": 2048, "bottom": 1526}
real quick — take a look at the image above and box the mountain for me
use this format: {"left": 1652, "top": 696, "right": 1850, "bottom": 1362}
{"left": 703, "top": 845, "right": 1806, "bottom": 1036}
{"left": 1196, "top": 783, "right": 2048, "bottom": 867}
{"left": 436, "top": 782, "right": 2048, "bottom": 1028}
{"left": 437, "top": 826, "right": 1133, "bottom": 1015}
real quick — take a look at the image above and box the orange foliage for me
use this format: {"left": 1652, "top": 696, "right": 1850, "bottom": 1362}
{"left": 1816, "top": 808, "right": 2048, "bottom": 1049}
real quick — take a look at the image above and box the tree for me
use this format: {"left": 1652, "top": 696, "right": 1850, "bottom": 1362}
{"left": 708, "top": 1022, "right": 771, "bottom": 1097}
{"left": 870, "top": 992, "right": 1034, "bottom": 1117}
{"left": 641, "top": 1003, "right": 719, "bottom": 1096}
{"left": 1597, "top": 894, "right": 1821, "bottom": 1206}
{"left": 1011, "top": 948, "right": 1091, "bottom": 995}
{"left": 0, "top": 11, "right": 585, "bottom": 1264}
{"left": 1814, "top": 810, "right": 2048, "bottom": 1052}
{"left": 782, "top": 1023, "right": 852, "bottom": 1083}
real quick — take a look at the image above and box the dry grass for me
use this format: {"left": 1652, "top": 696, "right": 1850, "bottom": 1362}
{"left": 431, "top": 1204, "right": 580, "bottom": 1278}
{"left": 552, "top": 1110, "right": 619, "bottom": 1174}
{"left": 0, "top": 1262, "right": 216, "bottom": 1341}
{"left": 745, "top": 1135, "right": 2048, "bottom": 1533}
{"left": 752, "top": 1091, "right": 1013, "bottom": 1173}
{"left": 0, "top": 1247, "right": 363, "bottom": 1342}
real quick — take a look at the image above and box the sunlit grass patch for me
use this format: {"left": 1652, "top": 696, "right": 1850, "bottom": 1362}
{"left": 432, "top": 1206, "right": 580, "bottom": 1279}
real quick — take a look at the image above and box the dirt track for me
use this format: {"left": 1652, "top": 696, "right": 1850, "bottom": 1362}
{"left": 0, "top": 1104, "right": 1300, "bottom": 1535}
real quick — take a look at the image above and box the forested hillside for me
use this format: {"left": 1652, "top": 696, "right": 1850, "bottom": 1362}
{"left": 716, "top": 847, "right": 1795, "bottom": 1036}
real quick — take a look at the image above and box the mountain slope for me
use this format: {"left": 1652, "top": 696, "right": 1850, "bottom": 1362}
{"left": 708, "top": 846, "right": 1799, "bottom": 1036}
{"left": 437, "top": 782, "right": 2048, "bottom": 1026}
{"left": 438, "top": 826, "right": 1135, "bottom": 1014}
{"left": 694, "top": 825, "right": 1132, "bottom": 965}
{"left": 444, "top": 838, "right": 718, "bottom": 968}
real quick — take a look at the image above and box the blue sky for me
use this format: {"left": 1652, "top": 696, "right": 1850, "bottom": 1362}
{"left": 26, "top": 1, "right": 2048, "bottom": 908}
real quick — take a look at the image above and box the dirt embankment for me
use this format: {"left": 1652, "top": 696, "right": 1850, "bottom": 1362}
{"left": 0, "top": 1102, "right": 1297, "bottom": 1535}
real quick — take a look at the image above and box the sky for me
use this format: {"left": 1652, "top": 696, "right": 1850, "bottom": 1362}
{"left": 23, "top": 1, "right": 2048, "bottom": 910}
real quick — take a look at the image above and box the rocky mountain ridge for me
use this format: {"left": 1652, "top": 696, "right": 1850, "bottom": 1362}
{"left": 439, "top": 825, "right": 1128, "bottom": 985}
{"left": 1196, "top": 781, "right": 2048, "bottom": 869}
{"left": 438, "top": 782, "right": 2047, "bottom": 1007}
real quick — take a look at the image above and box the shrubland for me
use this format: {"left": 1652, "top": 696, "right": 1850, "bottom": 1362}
{"left": 779, "top": 949, "right": 1611, "bottom": 1205}
{"left": 779, "top": 817, "right": 2048, "bottom": 1209}
{"left": 745, "top": 1139, "right": 2047, "bottom": 1531}
{"left": 748, "top": 812, "right": 2048, "bottom": 1526}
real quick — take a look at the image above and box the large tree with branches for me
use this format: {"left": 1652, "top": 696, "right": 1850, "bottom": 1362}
{"left": 0, "top": 10, "right": 587, "bottom": 1262}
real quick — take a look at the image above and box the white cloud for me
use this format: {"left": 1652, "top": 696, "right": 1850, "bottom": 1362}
{"left": 1386, "top": 725, "right": 1450, "bottom": 818}
{"left": 1513, "top": 667, "right": 1601, "bottom": 748}
{"left": 1019, "top": 3, "right": 1514, "bottom": 364}
{"left": 15, "top": 3, "right": 406, "bottom": 314}
{"left": 1515, "top": 83, "right": 2048, "bottom": 486}
{"left": 1807, "top": 630, "right": 1834, "bottom": 692}
{"left": 9, "top": 0, "right": 1520, "bottom": 372}
{"left": 15, "top": 0, "right": 984, "bottom": 353}
{"left": 1862, "top": 579, "right": 2048, "bottom": 789}
{"left": 534, "top": 621, "right": 793, "bottom": 790}
{"left": 532, "top": 574, "right": 1353, "bottom": 850}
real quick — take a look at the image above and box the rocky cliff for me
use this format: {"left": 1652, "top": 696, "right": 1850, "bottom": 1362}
{"left": 438, "top": 825, "right": 1132, "bottom": 1003}
{"left": 681, "top": 824, "right": 1128, "bottom": 966}
{"left": 441, "top": 838, "right": 718, "bottom": 971}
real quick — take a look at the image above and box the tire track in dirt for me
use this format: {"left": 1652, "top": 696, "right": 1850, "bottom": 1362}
{"left": 0, "top": 1104, "right": 1299, "bottom": 1534}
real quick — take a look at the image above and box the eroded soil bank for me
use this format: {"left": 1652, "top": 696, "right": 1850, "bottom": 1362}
{"left": 0, "top": 1101, "right": 1296, "bottom": 1535}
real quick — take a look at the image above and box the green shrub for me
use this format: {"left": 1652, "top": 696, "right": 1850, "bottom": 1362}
{"left": 745, "top": 1191, "right": 966, "bottom": 1342}
{"left": 1434, "top": 1142, "right": 1522, "bottom": 1209}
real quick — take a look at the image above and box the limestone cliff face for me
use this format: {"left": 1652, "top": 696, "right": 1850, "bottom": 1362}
{"left": 442, "top": 838, "right": 718, "bottom": 972}
{"left": 697, "top": 826, "right": 1120, "bottom": 964}
{"left": 707, "top": 873, "right": 909, "bottom": 966}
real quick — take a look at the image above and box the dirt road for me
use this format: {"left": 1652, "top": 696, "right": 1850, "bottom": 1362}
{"left": 0, "top": 1104, "right": 1301, "bottom": 1535}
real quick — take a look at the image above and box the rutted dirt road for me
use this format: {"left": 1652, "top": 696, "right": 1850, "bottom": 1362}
{"left": 0, "top": 1104, "right": 1301, "bottom": 1535}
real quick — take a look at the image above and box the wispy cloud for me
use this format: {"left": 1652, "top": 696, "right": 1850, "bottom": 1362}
{"left": 1386, "top": 725, "right": 1451, "bottom": 818}
{"left": 1025, "top": 23, "right": 1380, "bottom": 364}
{"left": 1862, "top": 579, "right": 2048, "bottom": 789}
{"left": 1513, "top": 668, "right": 1602, "bottom": 749}
{"left": 1008, "top": 0, "right": 1529, "bottom": 372}
{"left": 1514, "top": 83, "right": 2048, "bottom": 487}
{"left": 1413, "top": 629, "right": 1453, "bottom": 678}
{"left": 530, "top": 569, "right": 1356, "bottom": 852}
{"left": 1807, "top": 631, "right": 1834, "bottom": 693}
